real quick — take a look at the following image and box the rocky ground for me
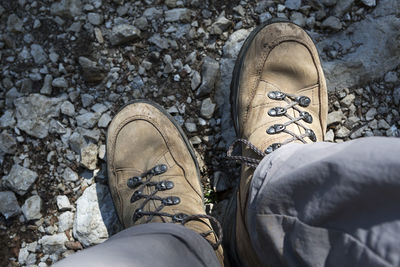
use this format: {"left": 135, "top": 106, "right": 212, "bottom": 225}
{"left": 0, "top": 0, "right": 399, "bottom": 265}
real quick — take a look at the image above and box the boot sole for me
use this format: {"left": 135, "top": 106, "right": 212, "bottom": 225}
{"left": 231, "top": 18, "right": 299, "bottom": 136}
{"left": 106, "top": 99, "right": 204, "bottom": 200}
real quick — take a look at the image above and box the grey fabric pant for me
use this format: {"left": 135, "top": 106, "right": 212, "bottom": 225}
{"left": 56, "top": 137, "right": 400, "bottom": 266}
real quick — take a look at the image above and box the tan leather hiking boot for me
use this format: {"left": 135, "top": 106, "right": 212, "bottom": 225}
{"left": 224, "top": 21, "right": 328, "bottom": 266}
{"left": 107, "top": 100, "right": 223, "bottom": 264}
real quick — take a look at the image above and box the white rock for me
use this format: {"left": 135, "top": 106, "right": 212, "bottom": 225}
{"left": 98, "top": 144, "right": 106, "bottom": 160}
{"left": 73, "top": 183, "right": 121, "bottom": 247}
{"left": 336, "top": 126, "right": 350, "bottom": 138}
{"left": 58, "top": 211, "right": 74, "bottom": 232}
{"left": 327, "top": 110, "right": 344, "bottom": 125}
{"left": 60, "top": 101, "right": 75, "bottom": 117}
{"left": 18, "top": 247, "right": 29, "bottom": 265}
{"left": 4, "top": 164, "right": 38, "bottom": 196}
{"left": 340, "top": 94, "right": 355, "bottom": 107}
{"left": 200, "top": 98, "right": 216, "bottom": 119}
{"left": 63, "top": 167, "right": 79, "bottom": 182}
{"left": 324, "top": 129, "right": 335, "bottom": 142}
{"left": 223, "top": 28, "right": 252, "bottom": 59}
{"left": 80, "top": 143, "right": 98, "bottom": 170}
{"left": 21, "top": 195, "right": 42, "bottom": 221}
{"left": 38, "top": 233, "right": 68, "bottom": 254}
{"left": 26, "top": 241, "right": 38, "bottom": 252}
{"left": 57, "top": 195, "right": 72, "bottom": 211}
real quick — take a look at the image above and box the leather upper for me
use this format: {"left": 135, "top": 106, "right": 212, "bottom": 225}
{"left": 107, "top": 102, "right": 223, "bottom": 264}
{"left": 237, "top": 22, "right": 327, "bottom": 152}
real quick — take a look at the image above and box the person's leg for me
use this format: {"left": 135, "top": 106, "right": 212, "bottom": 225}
{"left": 54, "top": 223, "right": 220, "bottom": 267}
{"left": 247, "top": 137, "right": 400, "bottom": 266}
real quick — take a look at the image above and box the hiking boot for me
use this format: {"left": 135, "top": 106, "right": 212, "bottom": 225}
{"left": 107, "top": 100, "right": 223, "bottom": 264}
{"left": 224, "top": 21, "right": 328, "bottom": 266}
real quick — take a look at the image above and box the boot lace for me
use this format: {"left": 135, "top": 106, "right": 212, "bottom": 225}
{"left": 227, "top": 91, "right": 316, "bottom": 168}
{"left": 127, "top": 164, "right": 222, "bottom": 250}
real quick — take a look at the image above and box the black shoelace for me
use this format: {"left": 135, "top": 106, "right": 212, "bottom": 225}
{"left": 128, "top": 164, "right": 222, "bottom": 250}
{"left": 227, "top": 91, "right": 316, "bottom": 168}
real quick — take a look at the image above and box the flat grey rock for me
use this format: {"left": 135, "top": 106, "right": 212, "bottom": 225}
{"left": 76, "top": 112, "right": 100, "bottom": 128}
{"left": 0, "top": 191, "right": 21, "bottom": 219}
{"left": 14, "top": 94, "right": 63, "bottom": 139}
{"left": 50, "top": 0, "right": 82, "bottom": 18}
{"left": 196, "top": 57, "right": 220, "bottom": 97}
{"left": 4, "top": 165, "right": 38, "bottom": 196}
{"left": 164, "top": 8, "right": 191, "bottom": 22}
{"left": 110, "top": 24, "right": 141, "bottom": 46}
{"left": 38, "top": 233, "right": 68, "bottom": 254}
{"left": 318, "top": 0, "right": 400, "bottom": 90}
{"left": 22, "top": 195, "right": 42, "bottom": 221}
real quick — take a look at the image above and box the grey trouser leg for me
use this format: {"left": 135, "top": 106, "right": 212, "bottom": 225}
{"left": 54, "top": 223, "right": 220, "bottom": 267}
{"left": 247, "top": 137, "right": 400, "bottom": 266}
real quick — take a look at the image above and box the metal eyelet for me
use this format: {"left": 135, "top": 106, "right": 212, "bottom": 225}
{"left": 132, "top": 208, "right": 143, "bottom": 221}
{"left": 172, "top": 213, "right": 187, "bottom": 223}
{"left": 151, "top": 164, "right": 168, "bottom": 175}
{"left": 299, "top": 111, "right": 313, "bottom": 123}
{"left": 267, "top": 124, "right": 286, "bottom": 134}
{"left": 268, "top": 107, "right": 286, "bottom": 117}
{"left": 306, "top": 129, "right": 317, "bottom": 142}
{"left": 265, "top": 143, "right": 281, "bottom": 154}
{"left": 296, "top": 96, "right": 311, "bottom": 107}
{"left": 268, "top": 91, "right": 286, "bottom": 100}
{"left": 127, "top": 176, "right": 142, "bottom": 188}
{"left": 130, "top": 190, "right": 143, "bottom": 203}
{"left": 162, "top": 196, "right": 180, "bottom": 206}
{"left": 156, "top": 181, "right": 174, "bottom": 191}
